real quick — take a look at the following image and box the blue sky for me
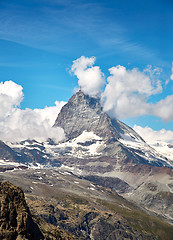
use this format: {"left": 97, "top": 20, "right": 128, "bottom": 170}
{"left": 0, "top": 0, "right": 173, "bottom": 132}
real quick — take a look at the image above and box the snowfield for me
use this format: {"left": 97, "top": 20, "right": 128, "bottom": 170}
{"left": 119, "top": 132, "right": 173, "bottom": 168}
{"left": 2, "top": 130, "right": 173, "bottom": 169}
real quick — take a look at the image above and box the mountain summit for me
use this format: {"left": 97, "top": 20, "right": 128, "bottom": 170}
{"left": 53, "top": 90, "right": 144, "bottom": 142}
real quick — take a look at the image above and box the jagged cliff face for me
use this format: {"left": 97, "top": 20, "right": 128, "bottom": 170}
{"left": 0, "top": 181, "right": 44, "bottom": 240}
{"left": 53, "top": 90, "right": 144, "bottom": 142}
{"left": 53, "top": 90, "right": 120, "bottom": 140}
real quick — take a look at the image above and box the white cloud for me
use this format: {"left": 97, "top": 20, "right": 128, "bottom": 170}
{"left": 70, "top": 56, "right": 105, "bottom": 97}
{"left": 153, "top": 95, "right": 173, "bottom": 122}
{"left": 0, "top": 80, "right": 23, "bottom": 120}
{"left": 101, "top": 65, "right": 162, "bottom": 119}
{"left": 134, "top": 125, "right": 173, "bottom": 143}
{"left": 143, "top": 64, "right": 162, "bottom": 78}
{"left": 0, "top": 81, "right": 66, "bottom": 143}
{"left": 70, "top": 56, "right": 173, "bottom": 122}
{"left": 33, "top": 101, "right": 66, "bottom": 127}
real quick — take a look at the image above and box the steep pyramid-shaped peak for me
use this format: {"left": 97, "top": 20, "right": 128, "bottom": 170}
{"left": 53, "top": 91, "right": 144, "bottom": 142}
{"left": 68, "top": 89, "right": 101, "bottom": 109}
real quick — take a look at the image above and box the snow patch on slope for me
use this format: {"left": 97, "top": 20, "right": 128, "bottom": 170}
{"left": 120, "top": 132, "right": 143, "bottom": 143}
{"left": 119, "top": 135, "right": 173, "bottom": 168}
{"left": 44, "top": 131, "right": 105, "bottom": 159}
{"left": 74, "top": 130, "right": 102, "bottom": 143}
{"left": 149, "top": 142, "right": 173, "bottom": 161}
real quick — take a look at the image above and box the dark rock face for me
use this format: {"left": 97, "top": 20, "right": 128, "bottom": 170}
{"left": 0, "top": 182, "right": 76, "bottom": 240}
{"left": 77, "top": 212, "right": 145, "bottom": 240}
{"left": 12, "top": 140, "right": 50, "bottom": 165}
{"left": 83, "top": 175, "right": 132, "bottom": 194}
{"left": 0, "top": 181, "right": 44, "bottom": 240}
{"left": 5, "top": 140, "right": 61, "bottom": 168}
{"left": 0, "top": 141, "right": 20, "bottom": 162}
{"left": 53, "top": 90, "right": 144, "bottom": 142}
{"left": 0, "top": 139, "right": 50, "bottom": 167}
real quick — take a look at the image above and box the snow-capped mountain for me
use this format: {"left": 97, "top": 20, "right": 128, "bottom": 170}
{"left": 53, "top": 90, "right": 144, "bottom": 142}
{"left": 53, "top": 90, "right": 173, "bottom": 168}
{"left": 146, "top": 141, "right": 173, "bottom": 162}
{"left": 0, "top": 90, "right": 173, "bottom": 223}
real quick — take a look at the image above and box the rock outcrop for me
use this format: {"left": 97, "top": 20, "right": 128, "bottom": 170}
{"left": 0, "top": 141, "right": 20, "bottom": 163}
{"left": 0, "top": 181, "right": 75, "bottom": 240}
{"left": 0, "top": 181, "right": 44, "bottom": 240}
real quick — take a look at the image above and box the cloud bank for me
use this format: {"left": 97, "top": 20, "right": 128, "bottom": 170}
{"left": 0, "top": 81, "right": 66, "bottom": 143}
{"left": 0, "top": 81, "right": 23, "bottom": 120}
{"left": 101, "top": 65, "right": 162, "bottom": 119}
{"left": 134, "top": 125, "right": 173, "bottom": 144}
{"left": 71, "top": 56, "right": 173, "bottom": 122}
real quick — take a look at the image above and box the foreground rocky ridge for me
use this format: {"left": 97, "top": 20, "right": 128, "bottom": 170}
{"left": 0, "top": 181, "right": 44, "bottom": 240}
{"left": 0, "top": 181, "right": 77, "bottom": 240}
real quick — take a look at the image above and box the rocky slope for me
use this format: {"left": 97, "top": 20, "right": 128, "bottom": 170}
{"left": 1, "top": 170, "right": 173, "bottom": 240}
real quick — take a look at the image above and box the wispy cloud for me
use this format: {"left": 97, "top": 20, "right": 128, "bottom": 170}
{"left": 0, "top": 0, "right": 159, "bottom": 61}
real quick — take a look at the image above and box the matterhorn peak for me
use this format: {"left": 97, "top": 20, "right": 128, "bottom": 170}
{"left": 53, "top": 90, "right": 144, "bottom": 142}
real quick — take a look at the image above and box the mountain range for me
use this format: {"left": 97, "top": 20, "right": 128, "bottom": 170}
{"left": 0, "top": 90, "right": 173, "bottom": 239}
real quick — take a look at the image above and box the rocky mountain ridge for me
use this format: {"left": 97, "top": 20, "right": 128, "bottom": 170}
{"left": 53, "top": 90, "right": 144, "bottom": 142}
{"left": 0, "top": 91, "right": 172, "bottom": 169}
